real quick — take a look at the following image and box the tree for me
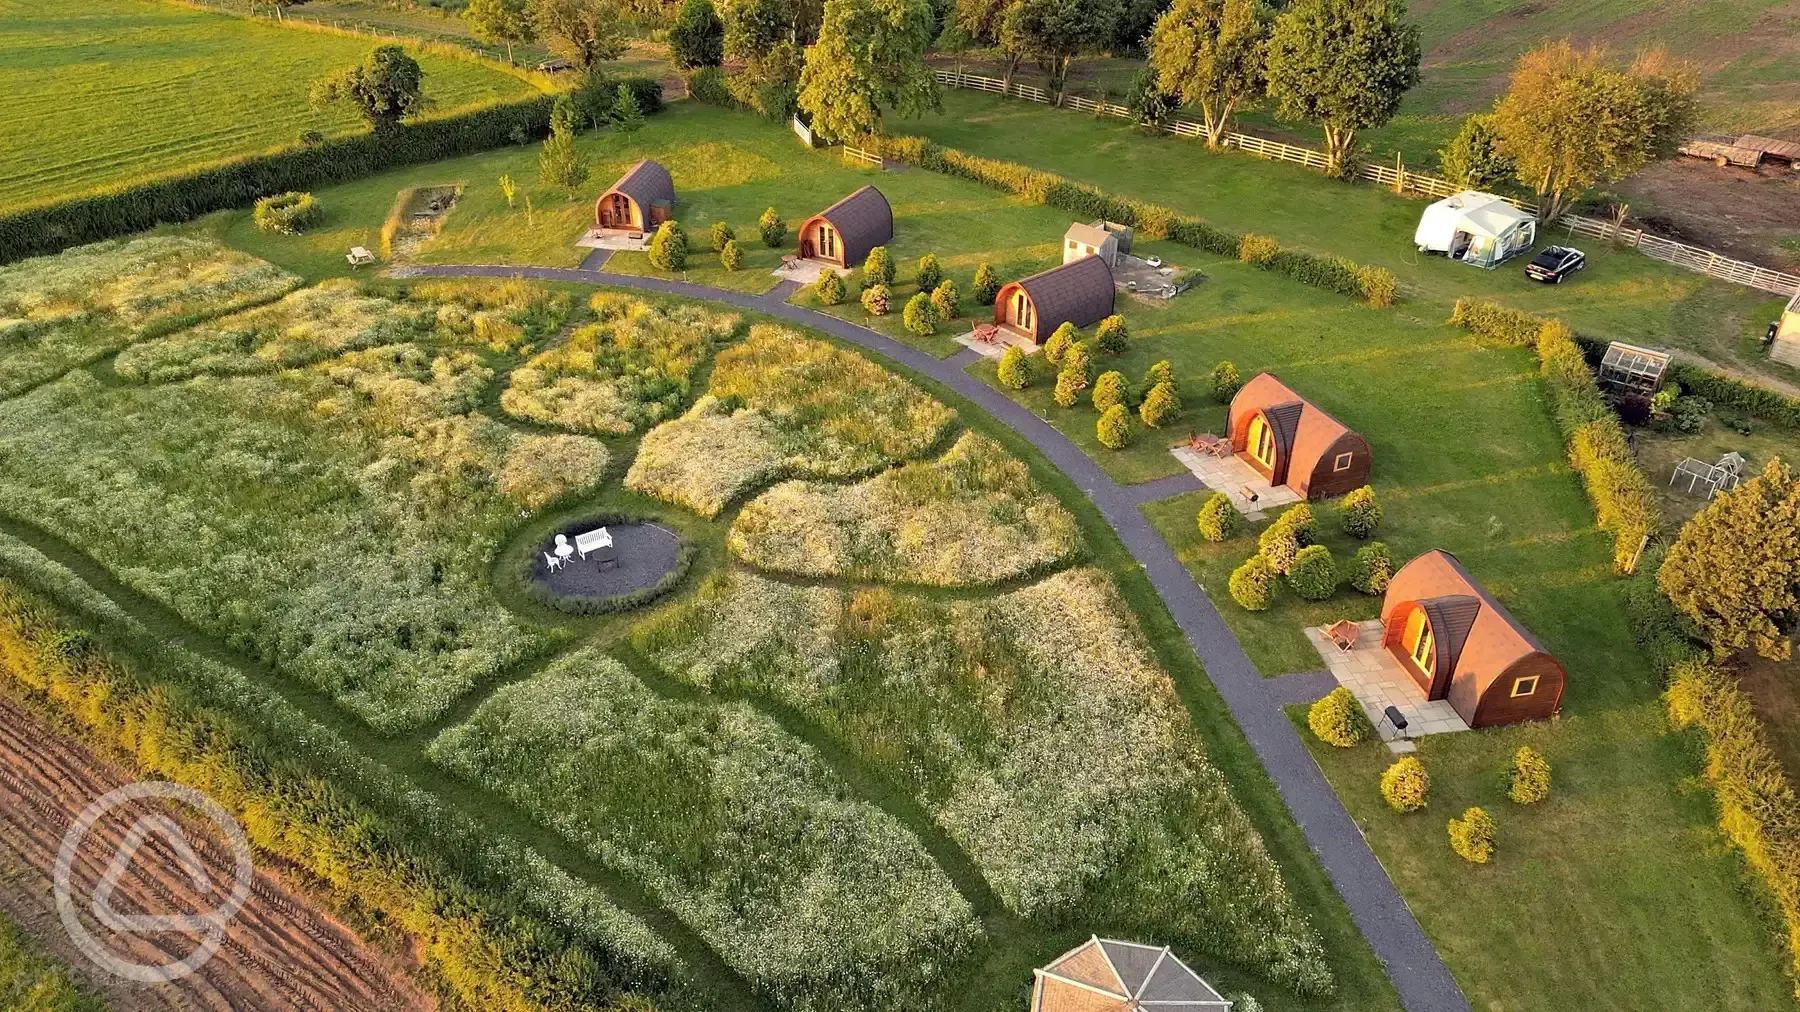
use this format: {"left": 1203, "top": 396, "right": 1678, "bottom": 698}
{"left": 814, "top": 268, "right": 847, "bottom": 305}
{"left": 1490, "top": 42, "right": 1699, "bottom": 224}
{"left": 1307, "top": 686, "right": 1370, "bottom": 745}
{"left": 1286, "top": 544, "right": 1338, "bottom": 600}
{"left": 498, "top": 174, "right": 518, "bottom": 207}
{"left": 862, "top": 245, "right": 895, "bottom": 286}
{"left": 1209, "top": 359, "right": 1241, "bottom": 401}
{"left": 1091, "top": 370, "right": 1126, "bottom": 411}
{"left": 997, "top": 346, "right": 1033, "bottom": 388}
{"left": 1061, "top": 340, "right": 1091, "bottom": 385}
{"left": 669, "top": 0, "right": 726, "bottom": 68}
{"left": 798, "top": 0, "right": 940, "bottom": 142}
{"left": 1264, "top": 0, "right": 1420, "bottom": 177}
{"left": 464, "top": 0, "right": 537, "bottom": 64}
{"left": 1126, "top": 66, "right": 1179, "bottom": 130}
{"left": 709, "top": 220, "right": 736, "bottom": 252}
{"left": 972, "top": 261, "right": 1000, "bottom": 304}
{"left": 759, "top": 207, "right": 788, "bottom": 247}
{"left": 861, "top": 283, "right": 891, "bottom": 315}
{"left": 648, "top": 220, "right": 688, "bottom": 269}
{"left": 916, "top": 252, "right": 943, "bottom": 292}
{"left": 1139, "top": 380, "right": 1179, "bottom": 427}
{"left": 720, "top": 238, "right": 743, "bottom": 270}
{"left": 310, "top": 45, "right": 425, "bottom": 131}
{"left": 538, "top": 95, "right": 590, "bottom": 197}
{"left": 1658, "top": 458, "right": 1799, "bottom": 661}
{"left": 1143, "top": 358, "right": 1175, "bottom": 392}
{"left": 724, "top": 0, "right": 809, "bottom": 94}
{"left": 533, "top": 0, "right": 628, "bottom": 72}
{"left": 1097, "top": 404, "right": 1132, "bottom": 448}
{"left": 1508, "top": 747, "right": 1551, "bottom": 805}
{"left": 956, "top": 0, "right": 1023, "bottom": 84}
{"left": 612, "top": 83, "right": 645, "bottom": 131}
{"left": 1349, "top": 541, "right": 1391, "bottom": 594}
{"left": 1438, "top": 112, "right": 1512, "bottom": 190}
{"left": 1230, "top": 553, "right": 1276, "bottom": 611}
{"left": 1148, "top": 0, "right": 1271, "bottom": 146}
{"left": 1095, "top": 314, "right": 1128, "bottom": 354}
{"left": 1052, "top": 368, "right": 1085, "bottom": 407}
{"left": 930, "top": 279, "right": 959, "bottom": 320}
{"left": 1000, "top": 0, "right": 1123, "bottom": 103}
{"left": 903, "top": 291, "right": 940, "bottom": 334}
{"left": 1045, "top": 324, "right": 1074, "bottom": 365}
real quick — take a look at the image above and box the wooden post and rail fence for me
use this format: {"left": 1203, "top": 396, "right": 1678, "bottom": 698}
{"left": 931, "top": 70, "right": 1800, "bottom": 299}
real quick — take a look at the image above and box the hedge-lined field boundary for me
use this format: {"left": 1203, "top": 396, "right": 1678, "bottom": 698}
{"left": 862, "top": 134, "right": 1398, "bottom": 308}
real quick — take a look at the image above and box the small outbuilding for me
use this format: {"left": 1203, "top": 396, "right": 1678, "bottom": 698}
{"left": 1771, "top": 290, "right": 1800, "bottom": 369}
{"left": 1063, "top": 220, "right": 1131, "bottom": 266}
{"left": 798, "top": 185, "right": 893, "bottom": 268}
{"left": 1031, "top": 937, "right": 1230, "bottom": 1012}
{"left": 1414, "top": 190, "right": 1536, "bottom": 268}
{"left": 595, "top": 160, "right": 675, "bottom": 233}
{"left": 1381, "top": 550, "right": 1566, "bottom": 728}
{"left": 993, "top": 255, "right": 1115, "bottom": 344}
{"left": 1226, "top": 373, "right": 1371, "bottom": 499}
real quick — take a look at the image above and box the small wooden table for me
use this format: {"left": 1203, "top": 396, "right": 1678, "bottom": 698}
{"left": 781, "top": 255, "right": 800, "bottom": 271}
{"left": 1326, "top": 619, "right": 1361, "bottom": 652}
{"left": 973, "top": 323, "right": 998, "bottom": 343}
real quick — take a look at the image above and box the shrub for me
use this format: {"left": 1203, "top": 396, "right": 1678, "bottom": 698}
{"left": 1357, "top": 265, "right": 1397, "bottom": 308}
{"left": 1447, "top": 297, "right": 1542, "bottom": 348}
{"left": 1052, "top": 368, "right": 1085, "bottom": 408}
{"left": 1339, "top": 485, "right": 1382, "bottom": 539}
{"left": 902, "top": 292, "right": 938, "bottom": 335}
{"left": 861, "top": 284, "right": 890, "bottom": 316}
{"left": 1196, "top": 492, "right": 1240, "bottom": 542}
{"left": 1044, "top": 322, "right": 1078, "bottom": 365}
{"left": 1286, "top": 544, "right": 1338, "bottom": 600}
{"left": 1449, "top": 807, "right": 1496, "bottom": 864}
{"left": 1097, "top": 404, "right": 1132, "bottom": 449}
{"left": 1061, "top": 341, "right": 1092, "bottom": 385}
{"left": 1671, "top": 395, "right": 1711, "bottom": 433}
{"left": 1258, "top": 504, "right": 1316, "bottom": 574}
{"left": 930, "top": 280, "right": 959, "bottom": 321}
{"left": 1229, "top": 554, "right": 1276, "bottom": 611}
{"left": 863, "top": 245, "right": 894, "bottom": 286}
{"left": 973, "top": 262, "right": 1000, "bottom": 305}
{"left": 996, "top": 346, "right": 1032, "bottom": 389}
{"left": 814, "top": 269, "right": 846, "bottom": 306}
{"left": 1210, "top": 360, "right": 1242, "bottom": 402}
{"left": 1095, "top": 314, "right": 1129, "bottom": 354}
{"left": 1238, "top": 232, "right": 1279, "bottom": 265}
{"left": 1380, "top": 756, "right": 1430, "bottom": 813}
{"left": 1349, "top": 542, "right": 1392, "bottom": 595}
{"left": 1231, "top": 996, "right": 1265, "bottom": 1012}
{"left": 915, "top": 253, "right": 943, "bottom": 292}
{"left": 252, "top": 191, "right": 321, "bottom": 234}
{"left": 719, "top": 238, "right": 741, "bottom": 271}
{"left": 758, "top": 206, "right": 786, "bottom": 247}
{"left": 1308, "top": 687, "right": 1372, "bottom": 746}
{"left": 1139, "top": 381, "right": 1180, "bottom": 427}
{"left": 647, "top": 220, "right": 687, "bottom": 270}
{"left": 1144, "top": 359, "right": 1175, "bottom": 392}
{"left": 709, "top": 220, "right": 735, "bottom": 252}
{"left": 1092, "top": 370, "right": 1126, "bottom": 412}
{"left": 687, "top": 65, "right": 734, "bottom": 106}
{"left": 1508, "top": 746, "right": 1552, "bottom": 805}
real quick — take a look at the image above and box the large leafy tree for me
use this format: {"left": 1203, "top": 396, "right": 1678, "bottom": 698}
{"left": 1147, "top": 0, "right": 1271, "bottom": 146}
{"left": 1491, "top": 42, "right": 1698, "bottom": 224}
{"left": 538, "top": 94, "right": 592, "bottom": 197}
{"left": 464, "top": 0, "right": 537, "bottom": 64}
{"left": 309, "top": 45, "right": 425, "bottom": 131}
{"left": 1437, "top": 112, "right": 1512, "bottom": 189}
{"left": 1264, "top": 0, "right": 1420, "bottom": 177}
{"left": 797, "top": 0, "right": 939, "bottom": 142}
{"left": 999, "top": 0, "right": 1123, "bottom": 102}
{"left": 1660, "top": 458, "right": 1800, "bottom": 662}
{"left": 955, "top": 0, "right": 1025, "bottom": 84}
{"left": 532, "top": 0, "right": 629, "bottom": 71}
{"left": 669, "top": 0, "right": 726, "bottom": 67}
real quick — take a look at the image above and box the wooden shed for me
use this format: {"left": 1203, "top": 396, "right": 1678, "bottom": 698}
{"left": 1063, "top": 221, "right": 1127, "bottom": 267}
{"left": 993, "top": 255, "right": 1115, "bottom": 344}
{"left": 1772, "top": 290, "right": 1800, "bottom": 369}
{"left": 1381, "top": 550, "right": 1566, "bottom": 728}
{"left": 1031, "top": 937, "right": 1230, "bottom": 1012}
{"left": 595, "top": 159, "right": 675, "bottom": 232}
{"left": 1226, "top": 373, "right": 1371, "bottom": 499}
{"left": 798, "top": 185, "right": 893, "bottom": 268}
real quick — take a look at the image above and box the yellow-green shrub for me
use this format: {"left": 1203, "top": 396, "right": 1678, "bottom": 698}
{"left": 1508, "top": 746, "right": 1551, "bottom": 805}
{"left": 1238, "top": 233, "right": 1279, "bottom": 265}
{"left": 1308, "top": 687, "right": 1372, "bottom": 747}
{"left": 1448, "top": 806, "right": 1496, "bottom": 864}
{"left": 1380, "top": 756, "right": 1429, "bottom": 812}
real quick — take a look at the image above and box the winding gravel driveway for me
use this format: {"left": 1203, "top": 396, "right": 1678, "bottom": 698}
{"left": 395, "top": 259, "right": 1470, "bottom": 1012}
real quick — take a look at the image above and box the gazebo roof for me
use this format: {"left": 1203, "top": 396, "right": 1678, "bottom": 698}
{"left": 1032, "top": 937, "right": 1231, "bottom": 1012}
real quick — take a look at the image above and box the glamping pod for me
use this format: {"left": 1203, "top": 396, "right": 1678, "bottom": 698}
{"left": 1226, "top": 373, "right": 1371, "bottom": 499}
{"left": 595, "top": 159, "right": 676, "bottom": 232}
{"left": 1380, "top": 550, "right": 1566, "bottom": 728}
{"left": 1414, "top": 190, "right": 1536, "bottom": 268}
{"left": 1031, "top": 936, "right": 1230, "bottom": 1012}
{"left": 798, "top": 185, "right": 893, "bottom": 268}
{"left": 1771, "top": 290, "right": 1800, "bottom": 369}
{"left": 993, "top": 255, "right": 1115, "bottom": 344}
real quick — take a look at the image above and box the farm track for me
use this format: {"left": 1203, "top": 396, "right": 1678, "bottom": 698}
{"left": 0, "top": 694, "right": 427, "bottom": 1012}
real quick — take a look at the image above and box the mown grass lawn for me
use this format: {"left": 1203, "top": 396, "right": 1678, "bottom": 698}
{"left": 0, "top": 0, "right": 538, "bottom": 209}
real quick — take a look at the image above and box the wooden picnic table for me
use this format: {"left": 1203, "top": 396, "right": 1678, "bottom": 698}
{"left": 973, "top": 323, "right": 998, "bottom": 343}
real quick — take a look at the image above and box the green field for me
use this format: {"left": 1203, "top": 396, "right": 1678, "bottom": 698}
{"left": 0, "top": 0, "right": 540, "bottom": 208}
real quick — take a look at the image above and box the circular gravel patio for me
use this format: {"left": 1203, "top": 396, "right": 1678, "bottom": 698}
{"left": 529, "top": 521, "right": 684, "bottom": 609}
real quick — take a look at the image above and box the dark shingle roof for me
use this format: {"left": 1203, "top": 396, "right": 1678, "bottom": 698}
{"left": 812, "top": 185, "right": 893, "bottom": 268}
{"left": 1017, "top": 255, "right": 1115, "bottom": 334}
{"left": 1419, "top": 595, "right": 1482, "bottom": 677}
{"left": 603, "top": 159, "right": 675, "bottom": 214}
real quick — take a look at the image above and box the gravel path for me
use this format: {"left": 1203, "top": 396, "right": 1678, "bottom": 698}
{"left": 392, "top": 262, "right": 1471, "bottom": 1012}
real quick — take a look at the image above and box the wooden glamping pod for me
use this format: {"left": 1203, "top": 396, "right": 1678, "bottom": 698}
{"left": 594, "top": 159, "right": 676, "bottom": 232}
{"left": 1380, "top": 550, "right": 1566, "bottom": 728}
{"left": 798, "top": 185, "right": 893, "bottom": 268}
{"left": 993, "top": 255, "right": 1115, "bottom": 344}
{"left": 1226, "top": 373, "right": 1371, "bottom": 499}
{"left": 1031, "top": 937, "right": 1230, "bottom": 1012}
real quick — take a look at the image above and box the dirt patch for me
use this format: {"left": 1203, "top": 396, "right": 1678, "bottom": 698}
{"left": 0, "top": 696, "right": 430, "bottom": 1012}
{"left": 1614, "top": 159, "right": 1800, "bottom": 267}
{"left": 385, "top": 184, "right": 463, "bottom": 264}
{"left": 1733, "top": 652, "right": 1800, "bottom": 779}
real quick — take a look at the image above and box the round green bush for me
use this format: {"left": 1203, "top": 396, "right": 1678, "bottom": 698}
{"left": 1449, "top": 806, "right": 1496, "bottom": 863}
{"left": 252, "top": 191, "right": 321, "bottom": 234}
{"left": 902, "top": 291, "right": 939, "bottom": 335}
{"left": 862, "top": 245, "right": 894, "bottom": 286}
{"left": 708, "top": 220, "right": 735, "bottom": 252}
{"left": 758, "top": 206, "right": 786, "bottom": 247}
{"left": 997, "top": 346, "right": 1032, "bottom": 390}
{"left": 1196, "top": 492, "right": 1239, "bottom": 543}
{"left": 861, "top": 284, "right": 890, "bottom": 316}
{"left": 1508, "top": 746, "right": 1551, "bottom": 805}
{"left": 1339, "top": 485, "right": 1382, "bottom": 539}
{"left": 1286, "top": 544, "right": 1338, "bottom": 600}
{"left": 1349, "top": 541, "right": 1392, "bottom": 595}
{"left": 1052, "top": 368, "right": 1086, "bottom": 408}
{"left": 1061, "top": 341, "right": 1092, "bottom": 384}
{"left": 1139, "top": 381, "right": 1180, "bottom": 427}
{"left": 915, "top": 252, "right": 943, "bottom": 292}
{"left": 1143, "top": 359, "right": 1176, "bottom": 392}
{"left": 1380, "top": 756, "right": 1430, "bottom": 813}
{"left": 647, "top": 220, "right": 688, "bottom": 270}
{"left": 719, "top": 238, "right": 741, "bottom": 271}
{"left": 814, "top": 269, "right": 846, "bottom": 306}
{"left": 930, "top": 279, "right": 959, "bottom": 321}
{"left": 1044, "top": 322, "right": 1078, "bottom": 366}
{"left": 973, "top": 262, "right": 999, "bottom": 305}
{"left": 1097, "top": 404, "right": 1132, "bottom": 449}
{"left": 1091, "top": 370, "right": 1126, "bottom": 412}
{"left": 1210, "top": 360, "right": 1242, "bottom": 402}
{"left": 1258, "top": 505, "right": 1314, "bottom": 574}
{"left": 1229, "top": 554, "right": 1276, "bottom": 611}
{"left": 1308, "top": 687, "right": 1372, "bottom": 747}
{"left": 1095, "top": 314, "right": 1129, "bottom": 354}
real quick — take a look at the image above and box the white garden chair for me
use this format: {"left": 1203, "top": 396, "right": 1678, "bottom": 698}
{"left": 543, "top": 551, "right": 567, "bottom": 572}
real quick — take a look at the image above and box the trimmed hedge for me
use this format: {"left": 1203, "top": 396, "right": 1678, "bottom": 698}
{"left": 865, "top": 133, "right": 1398, "bottom": 307}
{"left": 0, "top": 95, "right": 556, "bottom": 264}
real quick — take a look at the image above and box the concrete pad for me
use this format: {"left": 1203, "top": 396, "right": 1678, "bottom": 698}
{"left": 1305, "top": 624, "right": 1472, "bottom": 739}
{"left": 769, "top": 257, "right": 843, "bottom": 286}
{"left": 1169, "top": 448, "right": 1302, "bottom": 520}
{"left": 576, "top": 228, "right": 650, "bottom": 251}
{"left": 953, "top": 326, "right": 1039, "bottom": 360}
{"left": 1387, "top": 739, "right": 1418, "bottom": 755}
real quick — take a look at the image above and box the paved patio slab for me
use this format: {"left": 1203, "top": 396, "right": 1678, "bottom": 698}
{"left": 576, "top": 229, "right": 651, "bottom": 251}
{"left": 1169, "top": 447, "right": 1300, "bottom": 521}
{"left": 952, "top": 326, "right": 1039, "bottom": 359}
{"left": 1306, "top": 621, "right": 1471, "bottom": 741}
